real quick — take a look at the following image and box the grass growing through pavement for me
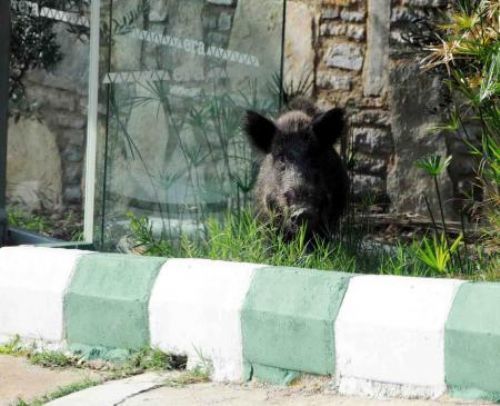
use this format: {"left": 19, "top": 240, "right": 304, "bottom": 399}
{"left": 128, "top": 209, "right": 498, "bottom": 280}
{"left": 12, "top": 378, "right": 102, "bottom": 406}
{"left": 2, "top": 339, "right": 189, "bottom": 405}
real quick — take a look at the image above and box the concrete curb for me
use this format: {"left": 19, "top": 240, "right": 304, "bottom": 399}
{"left": 1, "top": 246, "right": 499, "bottom": 401}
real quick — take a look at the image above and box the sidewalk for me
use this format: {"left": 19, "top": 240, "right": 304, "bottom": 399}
{"left": 1, "top": 354, "right": 493, "bottom": 406}
{"left": 0, "top": 355, "right": 103, "bottom": 406}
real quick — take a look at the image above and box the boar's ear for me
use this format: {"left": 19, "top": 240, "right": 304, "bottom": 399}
{"left": 244, "top": 111, "right": 276, "bottom": 153}
{"left": 312, "top": 108, "right": 345, "bottom": 145}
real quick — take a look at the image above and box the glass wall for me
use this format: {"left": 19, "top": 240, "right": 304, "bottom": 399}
{"left": 5, "top": 0, "right": 91, "bottom": 245}
{"left": 94, "top": 0, "right": 286, "bottom": 250}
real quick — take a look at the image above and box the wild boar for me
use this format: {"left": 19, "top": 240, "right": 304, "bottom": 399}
{"left": 244, "top": 106, "right": 349, "bottom": 241}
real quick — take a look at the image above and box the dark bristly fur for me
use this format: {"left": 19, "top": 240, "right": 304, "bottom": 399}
{"left": 244, "top": 106, "right": 349, "bottom": 241}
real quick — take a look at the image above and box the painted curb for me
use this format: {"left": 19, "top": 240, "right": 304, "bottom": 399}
{"left": 241, "top": 266, "right": 350, "bottom": 384}
{"left": 150, "top": 258, "right": 260, "bottom": 381}
{"left": 65, "top": 254, "right": 165, "bottom": 351}
{"left": 1, "top": 246, "right": 500, "bottom": 401}
{"left": 0, "top": 247, "right": 90, "bottom": 345}
{"left": 335, "top": 275, "right": 463, "bottom": 399}
{"left": 445, "top": 282, "right": 500, "bottom": 401}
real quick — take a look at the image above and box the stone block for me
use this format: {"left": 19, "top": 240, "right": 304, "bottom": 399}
{"left": 351, "top": 174, "right": 386, "bottom": 198}
{"left": 207, "top": 0, "right": 235, "bottom": 5}
{"left": 351, "top": 109, "right": 391, "bottom": 126}
{"left": 325, "top": 43, "right": 364, "bottom": 71}
{"left": 363, "top": 0, "right": 390, "bottom": 97}
{"left": 340, "top": 9, "right": 366, "bottom": 22}
{"left": 317, "top": 72, "right": 353, "bottom": 91}
{"left": 352, "top": 127, "right": 393, "bottom": 155}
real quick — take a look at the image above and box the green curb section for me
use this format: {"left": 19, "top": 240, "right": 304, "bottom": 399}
{"left": 241, "top": 267, "right": 351, "bottom": 383}
{"left": 445, "top": 282, "right": 500, "bottom": 401}
{"left": 64, "top": 254, "right": 166, "bottom": 350}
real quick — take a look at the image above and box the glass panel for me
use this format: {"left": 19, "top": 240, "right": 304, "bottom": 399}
{"left": 6, "top": 0, "right": 91, "bottom": 244}
{"left": 95, "top": 0, "right": 286, "bottom": 250}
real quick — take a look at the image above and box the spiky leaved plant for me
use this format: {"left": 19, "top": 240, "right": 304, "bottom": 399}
{"left": 420, "top": 0, "right": 499, "bottom": 251}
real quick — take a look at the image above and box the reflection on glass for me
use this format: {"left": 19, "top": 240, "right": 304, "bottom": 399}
{"left": 6, "top": 0, "right": 90, "bottom": 242}
{"left": 96, "top": 0, "right": 285, "bottom": 250}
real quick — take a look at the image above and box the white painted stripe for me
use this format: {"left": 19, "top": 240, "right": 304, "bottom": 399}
{"left": 335, "top": 275, "right": 463, "bottom": 398}
{"left": 149, "top": 259, "right": 259, "bottom": 382}
{"left": 0, "top": 247, "right": 89, "bottom": 343}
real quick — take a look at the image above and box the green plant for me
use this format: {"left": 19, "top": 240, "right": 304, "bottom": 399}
{"left": 29, "top": 351, "right": 74, "bottom": 368}
{"left": 0, "top": 335, "right": 27, "bottom": 356}
{"left": 421, "top": 0, "right": 499, "bottom": 248}
{"left": 12, "top": 378, "right": 101, "bottom": 406}
{"left": 123, "top": 347, "right": 184, "bottom": 372}
{"left": 416, "top": 233, "right": 463, "bottom": 275}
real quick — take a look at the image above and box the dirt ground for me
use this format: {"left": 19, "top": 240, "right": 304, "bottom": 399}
{"left": 0, "top": 355, "right": 103, "bottom": 406}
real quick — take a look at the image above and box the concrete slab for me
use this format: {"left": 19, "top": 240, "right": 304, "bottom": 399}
{"left": 46, "top": 372, "right": 167, "bottom": 406}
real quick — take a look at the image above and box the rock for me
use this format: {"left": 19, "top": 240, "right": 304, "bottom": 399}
{"left": 284, "top": 1, "right": 315, "bottom": 96}
{"left": 386, "top": 61, "right": 456, "bottom": 218}
{"left": 325, "top": 43, "right": 364, "bottom": 71}
{"left": 7, "top": 118, "right": 63, "bottom": 210}
{"left": 352, "top": 127, "right": 393, "bottom": 155}
{"left": 317, "top": 73, "right": 352, "bottom": 91}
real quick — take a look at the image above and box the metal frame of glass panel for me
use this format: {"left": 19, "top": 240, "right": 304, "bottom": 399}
{"left": 0, "top": 0, "right": 10, "bottom": 246}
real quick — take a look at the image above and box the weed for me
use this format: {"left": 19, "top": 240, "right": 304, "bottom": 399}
{"left": 415, "top": 233, "right": 463, "bottom": 275}
{"left": 12, "top": 378, "right": 102, "bottom": 406}
{"left": 163, "top": 368, "right": 210, "bottom": 388}
{"left": 29, "top": 351, "right": 75, "bottom": 368}
{"left": 0, "top": 335, "right": 27, "bottom": 356}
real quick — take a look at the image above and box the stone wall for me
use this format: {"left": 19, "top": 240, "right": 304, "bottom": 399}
{"left": 285, "top": 0, "right": 476, "bottom": 218}
{"left": 7, "top": 0, "right": 476, "bottom": 219}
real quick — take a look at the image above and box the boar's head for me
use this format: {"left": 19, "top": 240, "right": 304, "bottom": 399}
{"left": 244, "top": 107, "right": 349, "bottom": 241}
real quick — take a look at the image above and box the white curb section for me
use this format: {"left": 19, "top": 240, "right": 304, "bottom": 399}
{"left": 335, "top": 275, "right": 464, "bottom": 399}
{"left": 0, "top": 247, "right": 89, "bottom": 345}
{"left": 149, "top": 259, "right": 259, "bottom": 382}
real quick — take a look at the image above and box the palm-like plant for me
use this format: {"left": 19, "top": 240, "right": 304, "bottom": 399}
{"left": 420, "top": 0, "right": 499, "bottom": 256}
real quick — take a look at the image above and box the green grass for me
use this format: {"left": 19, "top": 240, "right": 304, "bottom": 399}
{"left": 12, "top": 378, "right": 102, "bottom": 406}
{"left": 127, "top": 209, "right": 498, "bottom": 280}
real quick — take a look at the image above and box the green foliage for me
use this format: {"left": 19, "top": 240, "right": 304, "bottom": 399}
{"left": 13, "top": 378, "right": 101, "bottom": 406}
{"left": 415, "top": 233, "right": 463, "bottom": 274}
{"left": 29, "top": 351, "right": 74, "bottom": 368}
{"left": 123, "top": 347, "right": 184, "bottom": 372}
{"left": 0, "top": 335, "right": 27, "bottom": 356}
{"left": 422, "top": 0, "right": 499, "bottom": 229}
{"left": 416, "top": 155, "right": 452, "bottom": 177}
{"left": 7, "top": 209, "right": 51, "bottom": 235}
{"left": 7, "top": 207, "right": 83, "bottom": 241}
{"left": 127, "top": 210, "right": 497, "bottom": 280}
